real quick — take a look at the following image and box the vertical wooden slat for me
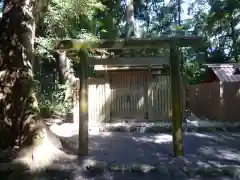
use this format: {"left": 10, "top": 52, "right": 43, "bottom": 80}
{"left": 155, "top": 78, "right": 158, "bottom": 119}
{"left": 99, "top": 84, "right": 102, "bottom": 122}
{"left": 148, "top": 81, "right": 153, "bottom": 121}
{"left": 94, "top": 84, "right": 97, "bottom": 123}
{"left": 158, "top": 78, "right": 160, "bottom": 118}
{"left": 162, "top": 77, "right": 165, "bottom": 118}
{"left": 111, "top": 89, "right": 114, "bottom": 118}
{"left": 88, "top": 84, "right": 92, "bottom": 123}
{"left": 168, "top": 76, "right": 171, "bottom": 118}
{"left": 106, "top": 82, "right": 111, "bottom": 122}
{"left": 92, "top": 84, "right": 94, "bottom": 123}
{"left": 168, "top": 76, "right": 172, "bottom": 121}
{"left": 162, "top": 76, "right": 164, "bottom": 116}
{"left": 163, "top": 76, "right": 165, "bottom": 118}
{"left": 161, "top": 77, "right": 164, "bottom": 118}
{"left": 152, "top": 79, "right": 155, "bottom": 119}
{"left": 120, "top": 88, "right": 123, "bottom": 115}
{"left": 111, "top": 88, "right": 114, "bottom": 121}
{"left": 114, "top": 88, "right": 116, "bottom": 117}
{"left": 144, "top": 83, "right": 148, "bottom": 120}
{"left": 103, "top": 83, "right": 106, "bottom": 122}
{"left": 117, "top": 87, "right": 119, "bottom": 117}
{"left": 166, "top": 76, "right": 172, "bottom": 120}
{"left": 166, "top": 76, "right": 170, "bottom": 119}
{"left": 133, "top": 75, "right": 136, "bottom": 114}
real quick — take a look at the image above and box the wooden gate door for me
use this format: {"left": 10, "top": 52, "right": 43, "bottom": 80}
{"left": 109, "top": 71, "right": 150, "bottom": 122}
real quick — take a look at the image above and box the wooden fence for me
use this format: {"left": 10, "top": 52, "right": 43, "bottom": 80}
{"left": 73, "top": 76, "right": 186, "bottom": 125}
{"left": 187, "top": 81, "right": 240, "bottom": 121}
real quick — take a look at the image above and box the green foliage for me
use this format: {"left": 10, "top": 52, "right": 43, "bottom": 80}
{"left": 183, "top": 61, "right": 205, "bottom": 85}
{"left": 36, "top": 83, "right": 72, "bottom": 118}
{"left": 43, "top": 0, "right": 105, "bottom": 38}
{"left": 35, "top": 37, "right": 55, "bottom": 59}
{"left": 33, "top": 0, "right": 105, "bottom": 118}
{"left": 32, "top": 0, "right": 240, "bottom": 117}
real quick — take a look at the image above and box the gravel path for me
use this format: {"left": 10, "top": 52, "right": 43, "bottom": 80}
{"left": 3, "top": 123, "right": 240, "bottom": 180}
{"left": 47, "top": 123, "right": 240, "bottom": 179}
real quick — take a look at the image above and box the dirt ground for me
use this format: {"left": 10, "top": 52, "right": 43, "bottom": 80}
{"left": 46, "top": 123, "right": 240, "bottom": 180}
{"left": 2, "top": 123, "right": 240, "bottom": 180}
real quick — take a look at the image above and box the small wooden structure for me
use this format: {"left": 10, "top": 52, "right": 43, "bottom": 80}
{"left": 91, "top": 58, "right": 172, "bottom": 122}
{"left": 54, "top": 36, "right": 206, "bottom": 157}
{"left": 72, "top": 56, "right": 174, "bottom": 124}
{"left": 188, "top": 63, "right": 240, "bottom": 121}
{"left": 73, "top": 67, "right": 176, "bottom": 125}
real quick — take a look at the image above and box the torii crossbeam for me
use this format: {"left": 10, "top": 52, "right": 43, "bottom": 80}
{"left": 55, "top": 36, "right": 205, "bottom": 50}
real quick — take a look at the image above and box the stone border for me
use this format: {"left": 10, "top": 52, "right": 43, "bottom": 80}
{"left": 181, "top": 166, "right": 240, "bottom": 178}
{"left": 1, "top": 160, "right": 239, "bottom": 179}
{"left": 84, "top": 162, "right": 240, "bottom": 178}
{"left": 96, "top": 122, "right": 240, "bottom": 133}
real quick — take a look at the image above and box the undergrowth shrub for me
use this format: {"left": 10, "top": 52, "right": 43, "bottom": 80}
{"left": 35, "top": 82, "right": 72, "bottom": 118}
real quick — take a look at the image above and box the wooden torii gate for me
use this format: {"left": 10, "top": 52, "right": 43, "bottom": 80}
{"left": 54, "top": 36, "right": 206, "bottom": 157}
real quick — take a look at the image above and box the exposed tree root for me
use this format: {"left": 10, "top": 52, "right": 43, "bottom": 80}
{"left": 0, "top": 0, "right": 79, "bottom": 174}
{"left": 0, "top": 121, "right": 77, "bottom": 173}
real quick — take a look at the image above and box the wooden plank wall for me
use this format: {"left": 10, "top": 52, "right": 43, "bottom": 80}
{"left": 73, "top": 75, "right": 185, "bottom": 124}
{"left": 222, "top": 82, "right": 240, "bottom": 121}
{"left": 188, "top": 81, "right": 240, "bottom": 121}
{"left": 88, "top": 78, "right": 111, "bottom": 125}
{"left": 187, "top": 82, "right": 221, "bottom": 120}
{"left": 73, "top": 78, "right": 110, "bottom": 125}
{"left": 149, "top": 76, "right": 171, "bottom": 121}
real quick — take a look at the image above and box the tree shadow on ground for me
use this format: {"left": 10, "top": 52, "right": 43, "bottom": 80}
{"left": 2, "top": 124, "right": 240, "bottom": 180}
{"left": 44, "top": 123, "right": 240, "bottom": 179}
{"left": 82, "top": 132, "right": 240, "bottom": 167}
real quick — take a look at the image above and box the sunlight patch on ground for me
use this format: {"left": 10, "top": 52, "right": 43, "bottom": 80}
{"left": 195, "top": 160, "right": 213, "bottom": 168}
{"left": 96, "top": 132, "right": 113, "bottom": 137}
{"left": 216, "top": 149, "right": 240, "bottom": 162}
{"left": 50, "top": 123, "right": 78, "bottom": 137}
{"left": 200, "top": 146, "right": 240, "bottom": 163}
{"left": 189, "top": 132, "right": 220, "bottom": 140}
{"left": 15, "top": 133, "right": 77, "bottom": 171}
{"left": 50, "top": 123, "right": 113, "bottom": 137}
{"left": 132, "top": 134, "right": 172, "bottom": 144}
{"left": 231, "top": 133, "right": 240, "bottom": 138}
{"left": 213, "top": 132, "right": 236, "bottom": 140}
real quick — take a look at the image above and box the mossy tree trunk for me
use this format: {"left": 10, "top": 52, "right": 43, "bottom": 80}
{"left": 0, "top": 0, "right": 64, "bottom": 166}
{"left": 55, "top": 51, "right": 78, "bottom": 120}
{"left": 55, "top": 51, "right": 77, "bottom": 101}
{"left": 0, "top": 0, "right": 39, "bottom": 149}
{"left": 55, "top": 51, "right": 77, "bottom": 85}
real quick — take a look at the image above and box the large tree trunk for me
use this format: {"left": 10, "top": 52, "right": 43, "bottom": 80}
{"left": 55, "top": 51, "right": 77, "bottom": 86}
{"left": 0, "top": 0, "right": 38, "bottom": 149}
{"left": 0, "top": 0, "right": 70, "bottom": 169}
{"left": 55, "top": 51, "right": 78, "bottom": 121}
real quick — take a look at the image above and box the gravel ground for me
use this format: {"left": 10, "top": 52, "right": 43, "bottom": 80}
{"left": 2, "top": 123, "right": 240, "bottom": 180}
{"left": 47, "top": 123, "right": 240, "bottom": 179}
